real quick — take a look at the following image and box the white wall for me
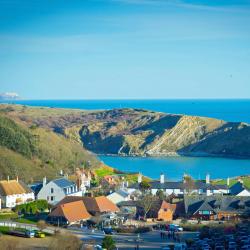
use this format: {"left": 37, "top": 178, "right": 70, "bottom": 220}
{"left": 5, "top": 192, "right": 34, "bottom": 208}
{"left": 37, "top": 182, "right": 66, "bottom": 205}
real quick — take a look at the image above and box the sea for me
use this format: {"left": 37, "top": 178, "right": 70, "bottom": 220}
{"left": 1, "top": 99, "right": 250, "bottom": 180}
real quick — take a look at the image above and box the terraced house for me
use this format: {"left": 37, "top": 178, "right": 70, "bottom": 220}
{"left": 0, "top": 177, "right": 34, "bottom": 208}
{"left": 128, "top": 174, "right": 229, "bottom": 196}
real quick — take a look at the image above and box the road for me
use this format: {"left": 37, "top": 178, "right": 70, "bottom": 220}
{"left": 68, "top": 228, "right": 198, "bottom": 249}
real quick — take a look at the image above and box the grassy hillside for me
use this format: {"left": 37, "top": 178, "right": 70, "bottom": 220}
{"left": 1, "top": 104, "right": 250, "bottom": 159}
{"left": 0, "top": 113, "right": 105, "bottom": 182}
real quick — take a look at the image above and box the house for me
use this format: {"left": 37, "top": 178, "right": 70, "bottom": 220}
{"left": 55, "top": 195, "right": 120, "bottom": 216}
{"left": 128, "top": 174, "right": 229, "bottom": 196}
{"left": 117, "top": 200, "right": 137, "bottom": 216}
{"left": 137, "top": 199, "right": 176, "bottom": 221}
{"left": 37, "top": 177, "right": 82, "bottom": 205}
{"left": 47, "top": 200, "right": 91, "bottom": 226}
{"left": 229, "top": 181, "right": 250, "bottom": 196}
{"left": 101, "top": 175, "right": 118, "bottom": 187}
{"left": 75, "top": 168, "right": 95, "bottom": 193}
{"left": 0, "top": 178, "right": 34, "bottom": 208}
{"left": 184, "top": 195, "right": 250, "bottom": 220}
{"left": 107, "top": 189, "right": 131, "bottom": 204}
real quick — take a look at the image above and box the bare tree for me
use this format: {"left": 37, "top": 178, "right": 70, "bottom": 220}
{"left": 183, "top": 175, "right": 195, "bottom": 194}
{"left": 137, "top": 194, "right": 157, "bottom": 220}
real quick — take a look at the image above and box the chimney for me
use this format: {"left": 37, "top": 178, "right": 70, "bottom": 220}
{"left": 227, "top": 177, "right": 230, "bottom": 186}
{"left": 137, "top": 173, "right": 142, "bottom": 184}
{"left": 160, "top": 173, "right": 165, "bottom": 184}
{"left": 16, "top": 176, "right": 19, "bottom": 182}
{"left": 43, "top": 176, "right": 47, "bottom": 187}
{"left": 206, "top": 173, "right": 210, "bottom": 184}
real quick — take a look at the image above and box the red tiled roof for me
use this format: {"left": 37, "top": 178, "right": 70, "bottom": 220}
{"left": 55, "top": 195, "right": 119, "bottom": 214}
{"left": 49, "top": 200, "right": 91, "bottom": 223}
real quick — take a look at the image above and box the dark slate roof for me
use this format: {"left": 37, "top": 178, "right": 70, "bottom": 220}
{"left": 29, "top": 182, "right": 43, "bottom": 196}
{"left": 184, "top": 195, "right": 250, "bottom": 216}
{"left": 230, "top": 182, "right": 248, "bottom": 195}
{"left": 117, "top": 200, "right": 137, "bottom": 207}
{"left": 52, "top": 178, "right": 75, "bottom": 188}
{"left": 116, "top": 189, "right": 129, "bottom": 198}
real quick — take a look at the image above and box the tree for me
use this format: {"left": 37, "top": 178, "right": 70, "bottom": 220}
{"left": 37, "top": 220, "right": 47, "bottom": 232}
{"left": 139, "top": 180, "right": 151, "bottom": 193}
{"left": 183, "top": 175, "right": 195, "bottom": 194}
{"left": 156, "top": 189, "right": 166, "bottom": 200}
{"left": 102, "top": 236, "right": 116, "bottom": 250}
{"left": 137, "top": 194, "right": 157, "bottom": 220}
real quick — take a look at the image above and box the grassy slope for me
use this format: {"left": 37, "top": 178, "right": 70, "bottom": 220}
{"left": 0, "top": 113, "right": 105, "bottom": 182}
{"left": 213, "top": 176, "right": 250, "bottom": 189}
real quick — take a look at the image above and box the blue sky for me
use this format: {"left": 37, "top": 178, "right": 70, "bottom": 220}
{"left": 0, "top": 0, "right": 250, "bottom": 99}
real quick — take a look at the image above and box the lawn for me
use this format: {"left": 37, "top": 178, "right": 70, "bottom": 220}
{"left": 95, "top": 166, "right": 115, "bottom": 178}
{"left": 213, "top": 176, "right": 250, "bottom": 189}
{"left": 0, "top": 212, "right": 18, "bottom": 220}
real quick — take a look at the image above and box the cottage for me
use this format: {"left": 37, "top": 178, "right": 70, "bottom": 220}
{"left": 184, "top": 195, "right": 250, "bottom": 220}
{"left": 229, "top": 181, "right": 250, "bottom": 196}
{"left": 47, "top": 200, "right": 91, "bottom": 226}
{"left": 137, "top": 199, "right": 176, "bottom": 221}
{"left": 107, "top": 189, "right": 130, "bottom": 204}
{"left": 128, "top": 174, "right": 228, "bottom": 196}
{"left": 0, "top": 178, "right": 34, "bottom": 208}
{"left": 37, "top": 177, "right": 82, "bottom": 205}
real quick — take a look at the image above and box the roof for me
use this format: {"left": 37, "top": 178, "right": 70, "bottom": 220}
{"left": 95, "top": 196, "right": 120, "bottom": 213}
{"left": 56, "top": 195, "right": 119, "bottom": 214}
{"left": 184, "top": 195, "right": 250, "bottom": 216}
{"left": 117, "top": 200, "right": 137, "bottom": 207}
{"left": 49, "top": 200, "right": 91, "bottom": 223}
{"left": 29, "top": 183, "right": 43, "bottom": 196}
{"left": 52, "top": 178, "right": 75, "bottom": 189}
{"left": 129, "top": 181, "right": 227, "bottom": 191}
{"left": 230, "top": 181, "right": 249, "bottom": 195}
{"left": 0, "top": 180, "right": 32, "bottom": 196}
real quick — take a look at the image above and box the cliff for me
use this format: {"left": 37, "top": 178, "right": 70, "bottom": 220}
{"left": 1, "top": 104, "right": 250, "bottom": 159}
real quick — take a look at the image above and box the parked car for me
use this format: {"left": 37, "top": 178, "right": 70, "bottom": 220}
{"left": 169, "top": 224, "right": 183, "bottom": 232}
{"left": 103, "top": 227, "right": 113, "bottom": 235}
{"left": 35, "top": 231, "right": 45, "bottom": 238}
{"left": 9, "top": 229, "right": 35, "bottom": 238}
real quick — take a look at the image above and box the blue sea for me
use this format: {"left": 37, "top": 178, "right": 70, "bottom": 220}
{"left": 2, "top": 99, "right": 250, "bottom": 123}
{"left": 2, "top": 99, "right": 250, "bottom": 179}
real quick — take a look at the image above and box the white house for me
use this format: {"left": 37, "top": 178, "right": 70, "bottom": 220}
{"left": 128, "top": 173, "right": 229, "bottom": 197}
{"left": 0, "top": 177, "right": 34, "bottom": 208}
{"left": 107, "top": 189, "right": 131, "bottom": 204}
{"left": 37, "top": 177, "right": 82, "bottom": 205}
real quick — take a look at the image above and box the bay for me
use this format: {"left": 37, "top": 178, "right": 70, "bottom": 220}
{"left": 99, "top": 155, "right": 250, "bottom": 180}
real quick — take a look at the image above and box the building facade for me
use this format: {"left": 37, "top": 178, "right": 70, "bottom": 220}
{"left": 0, "top": 178, "right": 34, "bottom": 208}
{"left": 37, "top": 177, "right": 82, "bottom": 205}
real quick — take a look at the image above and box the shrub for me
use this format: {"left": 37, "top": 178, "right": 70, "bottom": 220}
{"left": 102, "top": 236, "right": 116, "bottom": 250}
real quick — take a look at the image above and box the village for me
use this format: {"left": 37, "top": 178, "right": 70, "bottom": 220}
{"left": 0, "top": 166, "right": 250, "bottom": 249}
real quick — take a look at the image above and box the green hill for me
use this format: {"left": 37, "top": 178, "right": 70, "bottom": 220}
{"left": 0, "top": 113, "right": 104, "bottom": 182}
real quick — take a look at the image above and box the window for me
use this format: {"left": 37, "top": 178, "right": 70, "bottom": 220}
{"left": 51, "top": 196, "right": 54, "bottom": 201}
{"left": 51, "top": 188, "right": 54, "bottom": 193}
{"left": 47, "top": 196, "right": 49, "bottom": 201}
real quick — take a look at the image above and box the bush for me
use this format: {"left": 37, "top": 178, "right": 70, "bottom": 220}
{"left": 14, "top": 200, "right": 49, "bottom": 215}
{"left": 102, "top": 236, "right": 116, "bottom": 250}
{"left": 134, "top": 226, "right": 151, "bottom": 234}
{"left": 0, "top": 212, "right": 18, "bottom": 220}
